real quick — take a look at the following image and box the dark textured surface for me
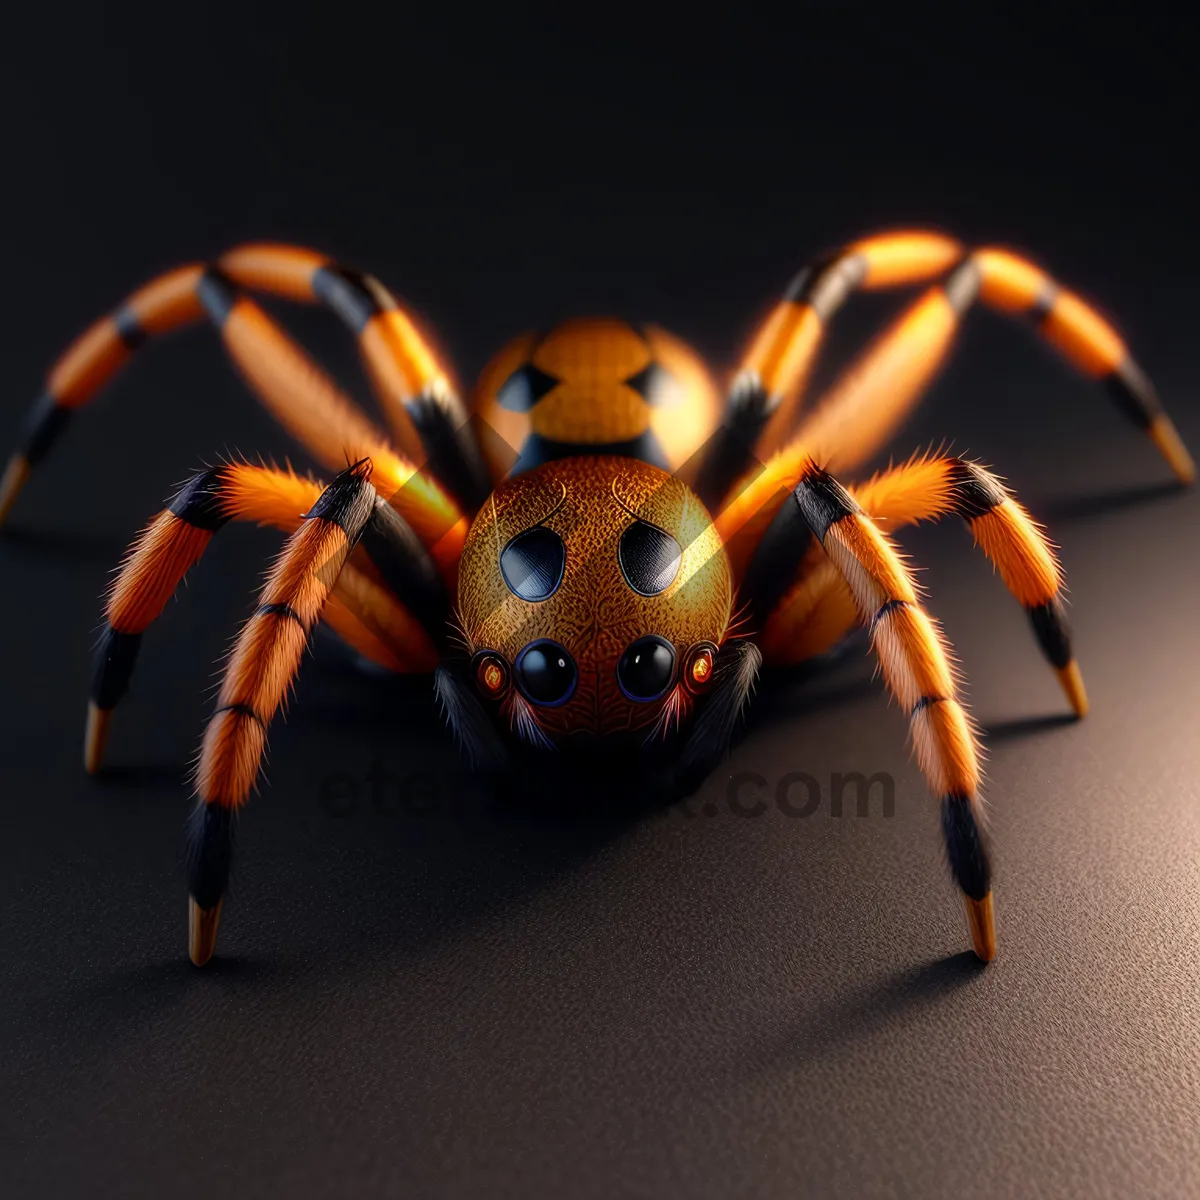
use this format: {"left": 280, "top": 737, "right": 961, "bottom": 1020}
{"left": 3, "top": 9, "right": 1200, "bottom": 1199}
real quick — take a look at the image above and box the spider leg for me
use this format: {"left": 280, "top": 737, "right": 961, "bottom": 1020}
{"left": 0, "top": 243, "right": 483, "bottom": 542}
{"left": 793, "top": 248, "right": 1195, "bottom": 481}
{"left": 747, "top": 452, "right": 1085, "bottom": 715}
{"left": 694, "top": 231, "right": 962, "bottom": 505}
{"left": 849, "top": 453, "right": 1083, "bottom": 712}
{"left": 187, "top": 460, "right": 381, "bottom": 965}
{"left": 88, "top": 460, "right": 446, "bottom": 773}
{"left": 752, "top": 458, "right": 995, "bottom": 961}
{"left": 221, "top": 244, "right": 490, "bottom": 508}
{"left": 705, "top": 230, "right": 1193, "bottom": 538}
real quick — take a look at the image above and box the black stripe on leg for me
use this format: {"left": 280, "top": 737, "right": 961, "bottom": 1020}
{"left": 947, "top": 459, "right": 1008, "bottom": 519}
{"left": 794, "top": 464, "right": 858, "bottom": 543}
{"left": 256, "top": 602, "right": 305, "bottom": 628}
{"left": 21, "top": 391, "right": 72, "bottom": 464}
{"left": 185, "top": 802, "right": 235, "bottom": 910}
{"left": 1105, "top": 357, "right": 1163, "bottom": 430}
{"left": 1029, "top": 280, "right": 1060, "bottom": 324}
{"left": 784, "top": 252, "right": 869, "bottom": 320}
{"left": 404, "top": 385, "right": 493, "bottom": 513}
{"left": 941, "top": 792, "right": 991, "bottom": 900}
{"left": 196, "top": 267, "right": 238, "bottom": 325}
{"left": 305, "top": 459, "right": 376, "bottom": 536}
{"left": 213, "top": 703, "right": 268, "bottom": 729}
{"left": 112, "top": 305, "right": 147, "bottom": 351}
{"left": 740, "top": 466, "right": 859, "bottom": 628}
{"left": 91, "top": 626, "right": 143, "bottom": 709}
{"left": 311, "top": 266, "right": 384, "bottom": 334}
{"left": 783, "top": 251, "right": 839, "bottom": 301}
{"left": 1027, "top": 596, "right": 1073, "bottom": 669}
{"left": 168, "top": 468, "right": 231, "bottom": 532}
{"left": 944, "top": 260, "right": 982, "bottom": 313}
{"left": 870, "top": 597, "right": 910, "bottom": 631}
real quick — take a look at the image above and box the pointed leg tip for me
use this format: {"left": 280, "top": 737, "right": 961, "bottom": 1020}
{"left": 188, "top": 895, "right": 224, "bottom": 967}
{"left": 964, "top": 892, "right": 996, "bottom": 962}
{"left": 1055, "top": 660, "right": 1089, "bottom": 719}
{"left": 1149, "top": 415, "right": 1197, "bottom": 485}
{"left": 84, "top": 702, "right": 113, "bottom": 775}
{"left": 0, "top": 455, "right": 31, "bottom": 528}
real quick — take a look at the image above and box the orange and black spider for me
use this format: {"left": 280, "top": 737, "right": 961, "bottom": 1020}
{"left": 3, "top": 232, "right": 1192, "bottom": 968}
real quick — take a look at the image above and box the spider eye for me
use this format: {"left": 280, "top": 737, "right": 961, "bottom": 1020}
{"left": 515, "top": 639, "right": 578, "bottom": 706}
{"left": 617, "top": 635, "right": 676, "bottom": 702}
{"left": 618, "top": 520, "right": 681, "bottom": 596}
{"left": 683, "top": 642, "right": 717, "bottom": 694}
{"left": 472, "top": 651, "right": 510, "bottom": 698}
{"left": 500, "top": 526, "right": 566, "bottom": 602}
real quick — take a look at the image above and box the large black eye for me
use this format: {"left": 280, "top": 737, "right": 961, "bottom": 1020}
{"left": 500, "top": 526, "right": 565, "bottom": 601}
{"left": 617, "top": 635, "right": 676, "bottom": 702}
{"left": 618, "top": 520, "right": 681, "bottom": 596}
{"left": 515, "top": 640, "right": 578, "bottom": 706}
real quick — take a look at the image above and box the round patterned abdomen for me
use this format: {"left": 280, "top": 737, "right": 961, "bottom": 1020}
{"left": 472, "top": 318, "right": 722, "bottom": 480}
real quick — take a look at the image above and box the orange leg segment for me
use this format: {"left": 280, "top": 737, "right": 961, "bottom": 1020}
{"left": 87, "top": 461, "right": 441, "bottom": 778}
{"left": 781, "top": 461, "right": 995, "bottom": 961}
{"left": 752, "top": 452, "right": 1085, "bottom": 720}
{"left": 849, "top": 452, "right": 1085, "bottom": 715}
{"left": 795, "top": 247, "right": 1195, "bottom": 481}
{"left": 707, "top": 232, "right": 1193, "bottom": 559}
{"left": 0, "top": 243, "right": 485, "bottom": 541}
{"left": 185, "top": 460, "right": 384, "bottom": 965}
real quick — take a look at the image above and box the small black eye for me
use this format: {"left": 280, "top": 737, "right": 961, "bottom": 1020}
{"left": 618, "top": 520, "right": 681, "bottom": 596}
{"left": 617, "top": 635, "right": 676, "bottom": 702}
{"left": 500, "top": 526, "right": 566, "bottom": 602}
{"left": 515, "top": 640, "right": 578, "bottom": 706}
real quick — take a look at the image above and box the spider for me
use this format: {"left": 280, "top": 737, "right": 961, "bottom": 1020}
{"left": 3, "top": 232, "right": 1191, "bottom": 968}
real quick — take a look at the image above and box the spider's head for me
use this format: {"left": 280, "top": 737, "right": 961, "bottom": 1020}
{"left": 452, "top": 457, "right": 735, "bottom": 755}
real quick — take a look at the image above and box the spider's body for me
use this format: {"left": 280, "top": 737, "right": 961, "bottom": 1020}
{"left": 457, "top": 454, "right": 732, "bottom": 744}
{"left": 3, "top": 231, "right": 1192, "bottom": 969}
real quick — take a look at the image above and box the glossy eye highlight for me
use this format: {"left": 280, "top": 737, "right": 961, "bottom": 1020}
{"left": 618, "top": 520, "right": 681, "bottom": 596}
{"left": 472, "top": 651, "right": 510, "bottom": 698}
{"left": 683, "top": 642, "right": 717, "bottom": 694}
{"left": 500, "top": 526, "right": 566, "bottom": 602}
{"left": 515, "top": 640, "right": 578, "bottom": 706}
{"left": 617, "top": 635, "right": 676, "bottom": 702}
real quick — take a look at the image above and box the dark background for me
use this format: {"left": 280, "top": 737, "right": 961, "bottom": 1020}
{"left": 3, "top": 6, "right": 1199, "bottom": 1198}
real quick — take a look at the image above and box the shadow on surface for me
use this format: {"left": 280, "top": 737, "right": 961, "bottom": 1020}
{"left": 981, "top": 712, "right": 1080, "bottom": 742}
{"left": 1038, "top": 479, "right": 1186, "bottom": 523}
{"left": 8, "top": 801, "right": 635, "bottom": 1056}
{"left": 5, "top": 621, "right": 915, "bottom": 1055}
{"left": 754, "top": 951, "right": 986, "bottom": 1068}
